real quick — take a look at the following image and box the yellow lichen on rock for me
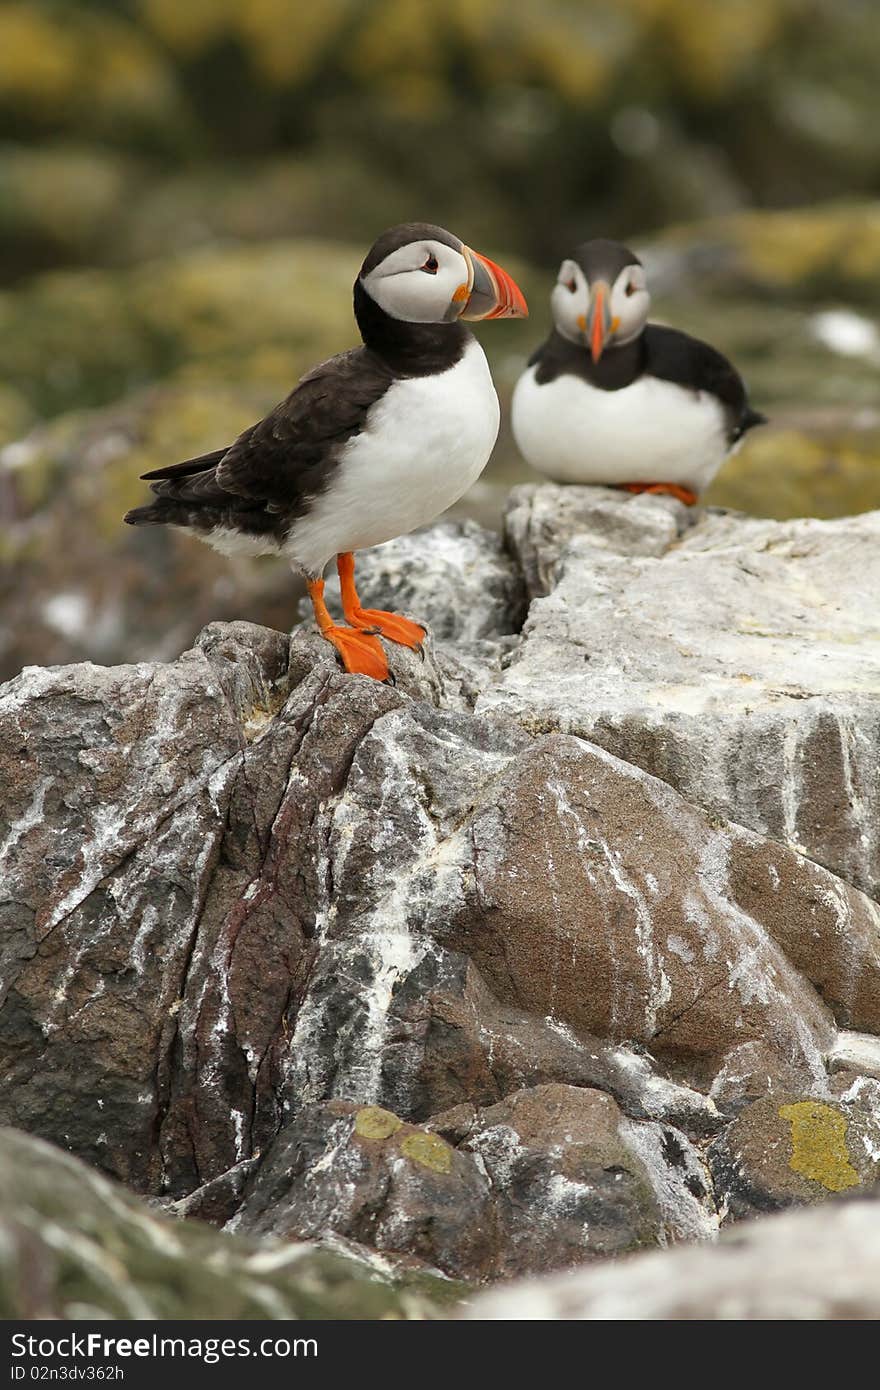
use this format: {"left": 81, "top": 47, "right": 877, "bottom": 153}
{"left": 779, "top": 1101, "right": 860, "bottom": 1193}
{"left": 354, "top": 1106, "right": 403, "bottom": 1141}
{"left": 400, "top": 1132, "right": 453, "bottom": 1174}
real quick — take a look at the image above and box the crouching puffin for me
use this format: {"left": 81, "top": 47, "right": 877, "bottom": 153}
{"left": 125, "top": 223, "right": 527, "bottom": 680}
{"left": 511, "top": 238, "right": 765, "bottom": 504}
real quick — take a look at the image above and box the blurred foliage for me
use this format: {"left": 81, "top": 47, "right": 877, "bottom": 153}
{"left": 2, "top": 0, "right": 880, "bottom": 277}
{"left": 706, "top": 421, "right": 880, "bottom": 519}
{"left": 650, "top": 205, "right": 880, "bottom": 303}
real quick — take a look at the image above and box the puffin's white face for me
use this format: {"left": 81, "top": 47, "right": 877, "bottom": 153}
{"left": 361, "top": 238, "right": 472, "bottom": 323}
{"left": 360, "top": 233, "right": 527, "bottom": 325}
{"left": 552, "top": 257, "right": 651, "bottom": 361}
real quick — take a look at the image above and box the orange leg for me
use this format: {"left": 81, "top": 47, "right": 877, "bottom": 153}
{"left": 616, "top": 482, "right": 699, "bottom": 506}
{"left": 307, "top": 577, "right": 389, "bottom": 681}
{"left": 337, "top": 552, "right": 425, "bottom": 649}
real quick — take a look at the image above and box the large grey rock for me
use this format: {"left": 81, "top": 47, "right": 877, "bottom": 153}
{"left": 4, "top": 488, "right": 880, "bottom": 1293}
{"left": 0, "top": 1126, "right": 454, "bottom": 1320}
{"left": 485, "top": 486, "right": 880, "bottom": 900}
{"left": 503, "top": 482, "right": 693, "bottom": 598}
{"left": 466, "top": 1195, "right": 880, "bottom": 1320}
{"left": 233, "top": 1100, "right": 498, "bottom": 1281}
{"left": 454, "top": 1083, "right": 717, "bottom": 1272}
{"left": 233, "top": 1088, "right": 716, "bottom": 1279}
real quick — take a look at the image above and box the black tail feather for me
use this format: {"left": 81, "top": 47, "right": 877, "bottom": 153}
{"left": 124, "top": 505, "right": 162, "bottom": 526}
{"left": 140, "top": 447, "right": 228, "bottom": 482}
{"left": 124, "top": 500, "right": 188, "bottom": 526}
{"left": 125, "top": 505, "right": 169, "bottom": 525}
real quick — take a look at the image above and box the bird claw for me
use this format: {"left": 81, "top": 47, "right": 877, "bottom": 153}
{"left": 321, "top": 624, "right": 389, "bottom": 682}
{"left": 348, "top": 608, "right": 425, "bottom": 650}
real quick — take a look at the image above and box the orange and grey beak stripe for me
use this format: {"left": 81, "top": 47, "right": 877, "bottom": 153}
{"left": 456, "top": 247, "right": 529, "bottom": 321}
{"left": 585, "top": 280, "right": 612, "bottom": 362}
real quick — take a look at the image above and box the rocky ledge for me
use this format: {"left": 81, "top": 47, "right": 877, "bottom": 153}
{"left": 2, "top": 485, "right": 880, "bottom": 1310}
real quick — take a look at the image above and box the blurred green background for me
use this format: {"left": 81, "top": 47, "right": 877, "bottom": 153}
{"left": 1, "top": 0, "right": 879, "bottom": 677}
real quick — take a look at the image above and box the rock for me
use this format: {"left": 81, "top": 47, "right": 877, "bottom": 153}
{"left": 0, "top": 1125, "right": 454, "bottom": 1320}
{"left": 234, "top": 1089, "right": 715, "bottom": 1279}
{"left": 457, "top": 1084, "right": 717, "bottom": 1274}
{"left": 708, "top": 1087, "right": 880, "bottom": 1218}
{"left": 233, "top": 1101, "right": 498, "bottom": 1281}
{"left": 5, "top": 486, "right": 880, "bottom": 1288}
{"left": 379, "top": 952, "right": 721, "bottom": 1137}
{"left": 466, "top": 1196, "right": 880, "bottom": 1320}
{"left": 0, "top": 621, "right": 299, "bottom": 1192}
{"left": 436, "top": 734, "right": 844, "bottom": 1066}
{"left": 828, "top": 1029, "right": 880, "bottom": 1081}
{"left": 487, "top": 486, "right": 880, "bottom": 901}
{"left": 708, "top": 1041, "right": 814, "bottom": 1117}
{"left": 503, "top": 481, "right": 692, "bottom": 598}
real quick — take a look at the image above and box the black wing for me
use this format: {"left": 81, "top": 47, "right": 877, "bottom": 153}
{"left": 125, "top": 347, "right": 394, "bottom": 533}
{"left": 643, "top": 324, "right": 767, "bottom": 444}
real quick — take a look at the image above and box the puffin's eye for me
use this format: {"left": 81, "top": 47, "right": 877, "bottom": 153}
{"left": 565, "top": 277, "right": 577, "bottom": 293}
{"left": 625, "top": 280, "right": 638, "bottom": 297}
{"left": 422, "top": 254, "right": 439, "bottom": 274}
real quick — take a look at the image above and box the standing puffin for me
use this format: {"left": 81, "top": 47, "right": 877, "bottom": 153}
{"left": 511, "top": 238, "right": 765, "bottom": 504}
{"left": 125, "top": 223, "right": 527, "bottom": 680}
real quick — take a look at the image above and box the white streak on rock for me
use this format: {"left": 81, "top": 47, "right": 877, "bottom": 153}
{"left": 0, "top": 775, "right": 52, "bottom": 866}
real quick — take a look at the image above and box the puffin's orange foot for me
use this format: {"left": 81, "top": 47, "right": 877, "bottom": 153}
{"left": 348, "top": 608, "right": 425, "bottom": 649}
{"left": 322, "top": 624, "right": 389, "bottom": 681}
{"left": 617, "top": 482, "right": 698, "bottom": 506}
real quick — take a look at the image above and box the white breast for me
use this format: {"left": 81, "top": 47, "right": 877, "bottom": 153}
{"left": 286, "top": 336, "right": 500, "bottom": 576}
{"left": 511, "top": 365, "right": 730, "bottom": 493}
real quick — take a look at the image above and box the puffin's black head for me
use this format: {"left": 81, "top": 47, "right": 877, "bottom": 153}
{"left": 552, "top": 238, "right": 650, "bottom": 361}
{"left": 356, "top": 222, "right": 528, "bottom": 328}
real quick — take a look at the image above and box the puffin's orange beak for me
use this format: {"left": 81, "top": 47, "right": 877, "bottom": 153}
{"left": 458, "top": 247, "right": 528, "bottom": 320}
{"left": 586, "top": 280, "right": 612, "bottom": 361}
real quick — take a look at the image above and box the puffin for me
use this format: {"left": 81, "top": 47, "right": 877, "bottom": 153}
{"left": 125, "top": 223, "right": 527, "bottom": 680}
{"left": 511, "top": 238, "right": 765, "bottom": 504}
